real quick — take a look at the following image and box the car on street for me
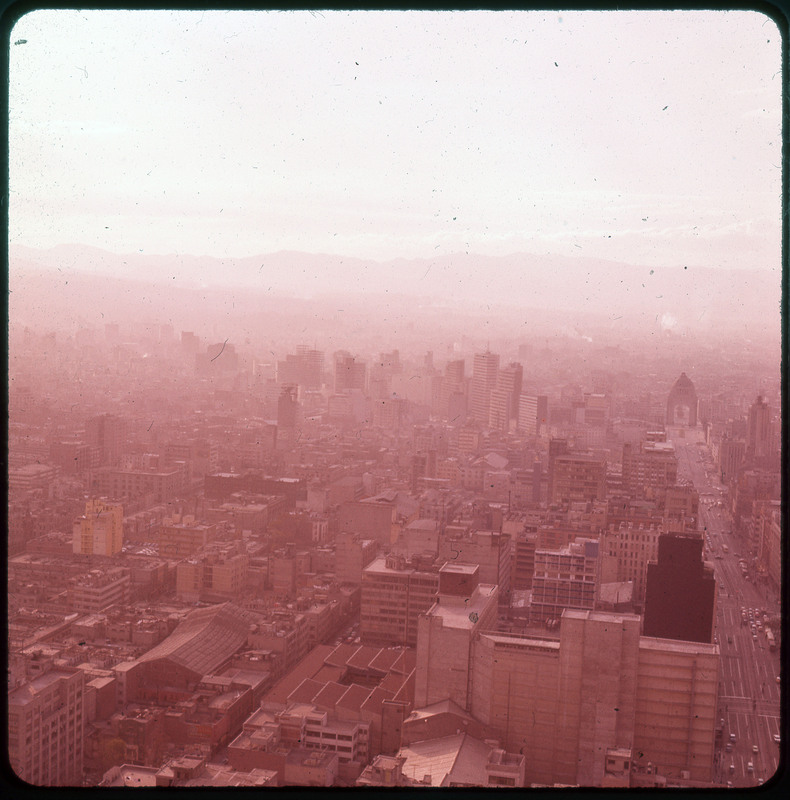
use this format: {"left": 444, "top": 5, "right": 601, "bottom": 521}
{"left": 752, "top": 744, "right": 758, "bottom": 753}
{"left": 774, "top": 734, "right": 781, "bottom": 745}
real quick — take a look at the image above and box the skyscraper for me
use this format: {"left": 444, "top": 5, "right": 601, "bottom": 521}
{"left": 469, "top": 350, "right": 499, "bottom": 424}
{"left": 746, "top": 395, "right": 772, "bottom": 461}
{"left": 642, "top": 533, "right": 716, "bottom": 644}
{"left": 489, "top": 362, "right": 522, "bottom": 431}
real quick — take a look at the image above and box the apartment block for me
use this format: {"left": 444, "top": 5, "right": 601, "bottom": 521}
{"left": 90, "top": 465, "right": 185, "bottom": 504}
{"left": 72, "top": 498, "right": 124, "bottom": 556}
{"left": 335, "top": 532, "right": 378, "bottom": 585}
{"left": 599, "top": 523, "right": 662, "bottom": 608}
{"left": 550, "top": 452, "right": 607, "bottom": 505}
{"left": 530, "top": 538, "right": 599, "bottom": 622}
{"left": 68, "top": 567, "right": 132, "bottom": 614}
{"left": 8, "top": 667, "right": 85, "bottom": 786}
{"left": 159, "top": 515, "right": 217, "bottom": 558}
{"left": 176, "top": 544, "right": 249, "bottom": 602}
{"left": 361, "top": 554, "right": 440, "bottom": 647}
{"left": 622, "top": 441, "right": 678, "bottom": 500}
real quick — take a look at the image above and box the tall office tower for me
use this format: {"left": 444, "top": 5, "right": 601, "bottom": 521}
{"left": 642, "top": 533, "right": 716, "bottom": 643}
{"left": 746, "top": 395, "right": 772, "bottom": 461}
{"left": 621, "top": 441, "right": 678, "bottom": 500}
{"left": 438, "top": 359, "right": 465, "bottom": 418}
{"left": 547, "top": 438, "right": 569, "bottom": 500}
{"left": 72, "top": 498, "right": 124, "bottom": 555}
{"left": 378, "top": 349, "right": 401, "bottom": 374}
{"left": 414, "top": 563, "right": 499, "bottom": 709}
{"left": 550, "top": 452, "right": 607, "bottom": 505}
{"left": 8, "top": 667, "right": 85, "bottom": 785}
{"left": 518, "top": 394, "right": 548, "bottom": 436}
{"left": 180, "top": 330, "right": 201, "bottom": 354}
{"left": 334, "top": 351, "right": 367, "bottom": 393}
{"left": 583, "top": 393, "right": 610, "bottom": 428}
{"left": 489, "top": 363, "right": 523, "bottom": 431}
{"left": 84, "top": 413, "right": 127, "bottom": 466}
{"left": 718, "top": 435, "right": 746, "bottom": 484}
{"left": 469, "top": 350, "right": 500, "bottom": 424}
{"left": 532, "top": 457, "right": 543, "bottom": 502}
{"left": 296, "top": 345, "right": 325, "bottom": 389}
{"left": 277, "top": 384, "right": 300, "bottom": 428}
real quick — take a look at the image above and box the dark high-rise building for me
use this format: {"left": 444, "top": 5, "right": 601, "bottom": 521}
{"left": 642, "top": 533, "right": 716, "bottom": 644}
{"left": 746, "top": 395, "right": 772, "bottom": 461}
{"left": 277, "top": 384, "right": 299, "bottom": 428}
{"left": 334, "top": 351, "right": 367, "bottom": 393}
{"left": 278, "top": 347, "right": 324, "bottom": 390}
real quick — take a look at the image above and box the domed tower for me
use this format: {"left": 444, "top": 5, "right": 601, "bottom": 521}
{"left": 666, "top": 372, "right": 698, "bottom": 427}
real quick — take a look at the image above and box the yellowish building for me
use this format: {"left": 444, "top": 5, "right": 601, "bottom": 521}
{"left": 72, "top": 498, "right": 123, "bottom": 555}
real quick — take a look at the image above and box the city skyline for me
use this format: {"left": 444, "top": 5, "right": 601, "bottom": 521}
{"left": 9, "top": 9, "right": 782, "bottom": 272}
{"left": 5, "top": 6, "right": 784, "bottom": 790}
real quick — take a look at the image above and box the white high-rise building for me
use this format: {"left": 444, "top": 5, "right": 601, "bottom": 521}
{"left": 469, "top": 351, "right": 500, "bottom": 424}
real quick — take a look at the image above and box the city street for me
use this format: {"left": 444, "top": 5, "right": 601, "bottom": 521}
{"left": 672, "top": 436, "right": 781, "bottom": 787}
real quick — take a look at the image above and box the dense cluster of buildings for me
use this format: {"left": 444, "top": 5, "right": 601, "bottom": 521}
{"left": 7, "top": 319, "right": 781, "bottom": 788}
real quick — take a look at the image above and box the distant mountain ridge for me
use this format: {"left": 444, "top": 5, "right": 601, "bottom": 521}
{"left": 10, "top": 243, "right": 780, "bottom": 333}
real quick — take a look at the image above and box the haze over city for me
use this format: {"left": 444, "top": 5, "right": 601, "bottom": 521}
{"left": 5, "top": 7, "right": 784, "bottom": 793}
{"left": 9, "top": 9, "right": 781, "bottom": 269}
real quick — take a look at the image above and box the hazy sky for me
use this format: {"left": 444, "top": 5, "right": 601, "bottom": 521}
{"left": 9, "top": 9, "right": 782, "bottom": 269}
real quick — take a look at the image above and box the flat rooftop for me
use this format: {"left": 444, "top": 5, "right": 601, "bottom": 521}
{"left": 427, "top": 585, "right": 497, "bottom": 629}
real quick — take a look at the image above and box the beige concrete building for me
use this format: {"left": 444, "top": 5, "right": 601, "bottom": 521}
{"left": 633, "top": 635, "right": 719, "bottom": 781}
{"left": 8, "top": 667, "right": 85, "bottom": 786}
{"left": 465, "top": 609, "right": 719, "bottom": 787}
{"left": 438, "top": 528, "right": 511, "bottom": 597}
{"left": 68, "top": 567, "right": 132, "bottom": 614}
{"left": 622, "top": 441, "right": 678, "bottom": 500}
{"left": 335, "top": 532, "right": 378, "bottom": 585}
{"left": 415, "top": 564, "right": 498, "bottom": 709}
{"left": 176, "top": 544, "right": 249, "bottom": 602}
{"left": 599, "top": 523, "right": 662, "bottom": 607}
{"left": 159, "top": 515, "right": 217, "bottom": 558}
{"left": 360, "top": 554, "right": 440, "bottom": 647}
